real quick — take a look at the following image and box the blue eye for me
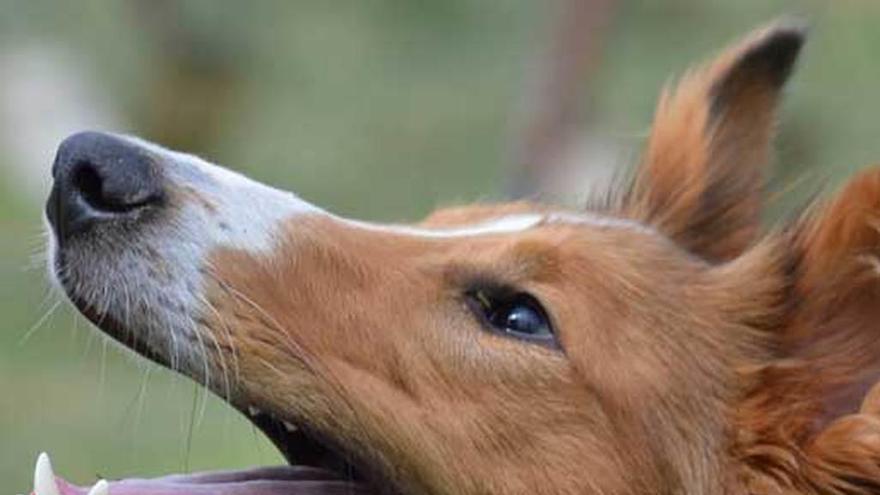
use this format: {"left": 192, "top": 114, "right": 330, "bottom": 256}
{"left": 501, "top": 304, "right": 550, "bottom": 336}
{"left": 468, "top": 290, "right": 556, "bottom": 344}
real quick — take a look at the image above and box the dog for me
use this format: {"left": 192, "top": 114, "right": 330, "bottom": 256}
{"left": 35, "top": 20, "right": 880, "bottom": 495}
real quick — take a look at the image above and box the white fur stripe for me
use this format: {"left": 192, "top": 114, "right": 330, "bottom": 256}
{"left": 544, "top": 212, "right": 653, "bottom": 234}
{"left": 343, "top": 214, "right": 544, "bottom": 238}
{"left": 343, "top": 212, "right": 651, "bottom": 239}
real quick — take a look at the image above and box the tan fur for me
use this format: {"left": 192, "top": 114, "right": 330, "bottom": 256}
{"left": 185, "top": 21, "right": 880, "bottom": 494}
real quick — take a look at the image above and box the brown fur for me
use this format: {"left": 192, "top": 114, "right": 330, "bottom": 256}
{"left": 190, "top": 21, "right": 880, "bottom": 494}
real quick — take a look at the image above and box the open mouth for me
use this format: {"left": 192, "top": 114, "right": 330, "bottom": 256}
{"left": 33, "top": 409, "right": 377, "bottom": 495}
{"left": 35, "top": 454, "right": 371, "bottom": 495}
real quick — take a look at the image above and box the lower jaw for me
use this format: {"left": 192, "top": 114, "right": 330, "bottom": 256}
{"left": 30, "top": 404, "right": 381, "bottom": 495}
{"left": 48, "top": 463, "right": 369, "bottom": 495}
{"left": 30, "top": 385, "right": 383, "bottom": 495}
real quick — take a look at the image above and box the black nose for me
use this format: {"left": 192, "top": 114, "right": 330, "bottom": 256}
{"left": 46, "top": 131, "right": 164, "bottom": 242}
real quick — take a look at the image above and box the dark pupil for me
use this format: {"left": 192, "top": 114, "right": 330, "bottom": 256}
{"left": 500, "top": 304, "right": 545, "bottom": 335}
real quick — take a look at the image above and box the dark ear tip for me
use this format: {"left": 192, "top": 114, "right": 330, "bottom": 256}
{"left": 738, "top": 18, "right": 809, "bottom": 86}
{"left": 767, "top": 16, "right": 810, "bottom": 39}
{"left": 762, "top": 17, "right": 809, "bottom": 56}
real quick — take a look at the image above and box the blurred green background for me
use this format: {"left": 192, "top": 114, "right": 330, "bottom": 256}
{"left": 1, "top": 0, "right": 878, "bottom": 490}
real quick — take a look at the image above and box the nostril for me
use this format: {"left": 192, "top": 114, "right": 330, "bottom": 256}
{"left": 71, "top": 162, "right": 106, "bottom": 211}
{"left": 71, "top": 160, "right": 160, "bottom": 214}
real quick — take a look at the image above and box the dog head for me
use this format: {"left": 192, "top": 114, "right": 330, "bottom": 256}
{"left": 45, "top": 21, "right": 880, "bottom": 495}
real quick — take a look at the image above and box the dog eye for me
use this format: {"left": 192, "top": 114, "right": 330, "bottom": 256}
{"left": 467, "top": 289, "right": 555, "bottom": 344}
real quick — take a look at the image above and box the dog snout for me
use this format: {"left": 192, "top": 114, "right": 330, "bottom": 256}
{"left": 46, "top": 131, "right": 165, "bottom": 242}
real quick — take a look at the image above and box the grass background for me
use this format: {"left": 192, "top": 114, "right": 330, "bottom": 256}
{"left": 1, "top": 1, "right": 879, "bottom": 490}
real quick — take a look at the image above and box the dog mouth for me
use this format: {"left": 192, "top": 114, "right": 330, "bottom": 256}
{"left": 40, "top": 271, "right": 385, "bottom": 495}
{"left": 36, "top": 453, "right": 372, "bottom": 495}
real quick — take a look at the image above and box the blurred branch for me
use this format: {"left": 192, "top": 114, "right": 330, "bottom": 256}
{"left": 507, "top": 0, "right": 617, "bottom": 199}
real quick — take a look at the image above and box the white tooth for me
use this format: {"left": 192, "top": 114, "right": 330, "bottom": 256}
{"left": 283, "top": 421, "right": 296, "bottom": 432}
{"left": 247, "top": 406, "right": 261, "bottom": 416}
{"left": 86, "top": 479, "right": 109, "bottom": 495}
{"left": 34, "top": 453, "right": 61, "bottom": 495}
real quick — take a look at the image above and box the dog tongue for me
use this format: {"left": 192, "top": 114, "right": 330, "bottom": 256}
{"left": 32, "top": 453, "right": 368, "bottom": 495}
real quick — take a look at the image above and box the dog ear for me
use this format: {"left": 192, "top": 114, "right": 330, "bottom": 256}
{"left": 735, "top": 168, "right": 880, "bottom": 488}
{"left": 626, "top": 21, "right": 805, "bottom": 262}
{"left": 785, "top": 167, "right": 880, "bottom": 426}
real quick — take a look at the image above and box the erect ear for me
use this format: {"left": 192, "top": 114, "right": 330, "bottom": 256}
{"left": 734, "top": 168, "right": 880, "bottom": 488}
{"left": 625, "top": 21, "right": 805, "bottom": 262}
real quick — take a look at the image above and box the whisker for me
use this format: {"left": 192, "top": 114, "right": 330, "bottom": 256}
{"left": 79, "top": 314, "right": 97, "bottom": 369}
{"left": 197, "top": 308, "right": 234, "bottom": 406}
{"left": 18, "top": 299, "right": 62, "bottom": 346}
{"left": 98, "top": 337, "right": 108, "bottom": 404}
{"left": 205, "top": 268, "right": 377, "bottom": 461}
{"left": 205, "top": 271, "right": 320, "bottom": 376}
{"left": 190, "top": 321, "right": 213, "bottom": 427}
{"left": 197, "top": 268, "right": 241, "bottom": 391}
{"left": 132, "top": 366, "right": 153, "bottom": 443}
{"left": 183, "top": 380, "right": 200, "bottom": 474}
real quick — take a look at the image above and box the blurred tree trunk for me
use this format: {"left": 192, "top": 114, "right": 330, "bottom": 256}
{"left": 129, "top": 0, "right": 247, "bottom": 154}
